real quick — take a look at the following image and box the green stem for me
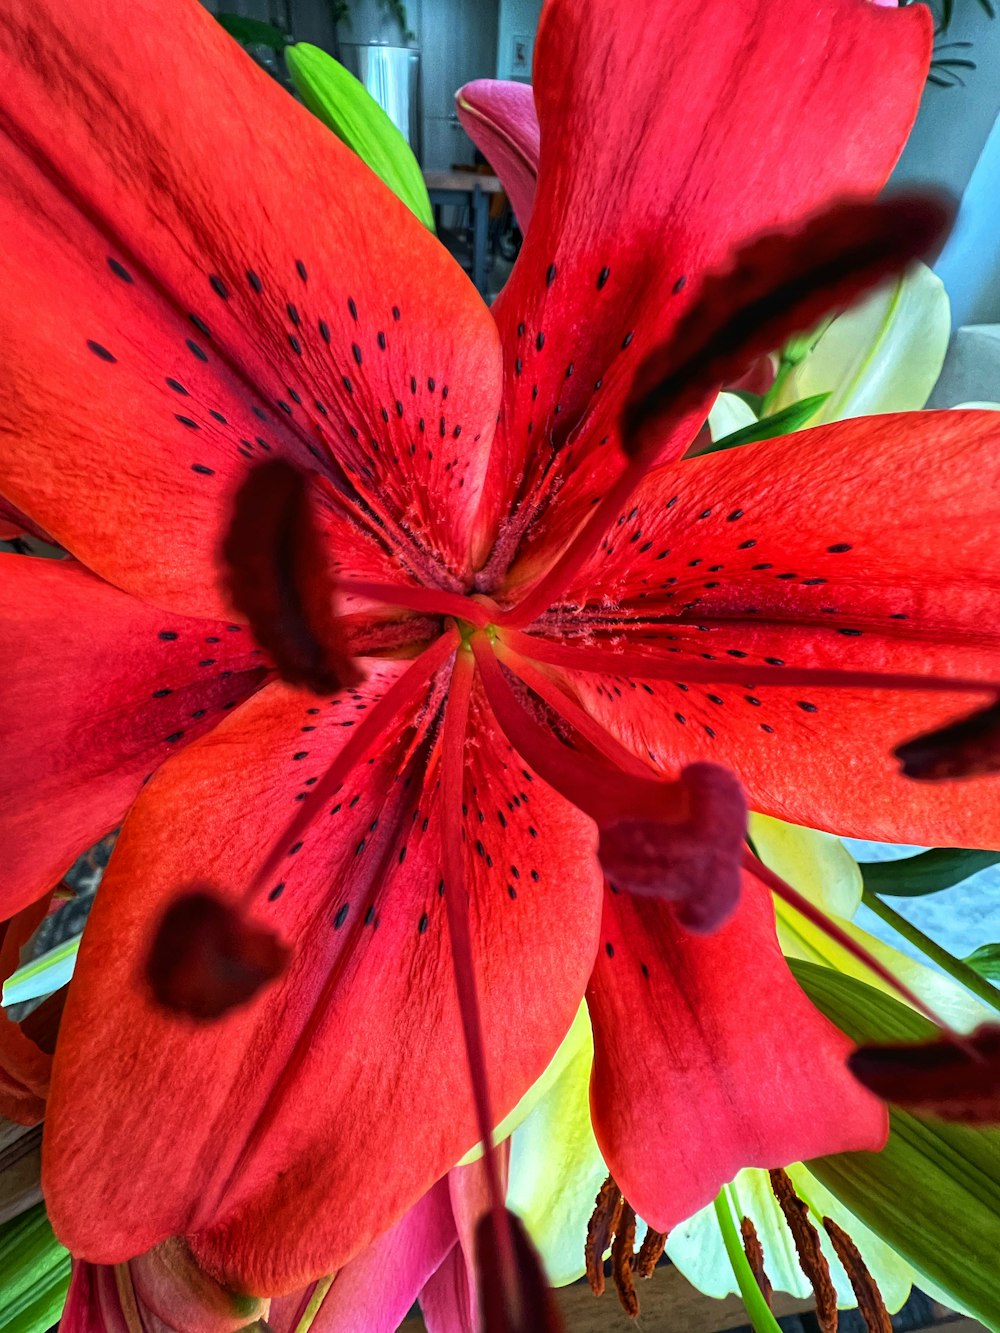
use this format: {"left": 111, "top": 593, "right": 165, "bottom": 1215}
{"left": 759, "top": 359, "right": 793, "bottom": 416}
{"left": 862, "top": 888, "right": 1000, "bottom": 1016}
{"left": 291, "top": 1275, "right": 335, "bottom": 1333}
{"left": 713, "top": 1188, "right": 785, "bottom": 1333}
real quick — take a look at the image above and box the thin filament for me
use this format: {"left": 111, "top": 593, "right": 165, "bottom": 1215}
{"left": 440, "top": 648, "right": 517, "bottom": 1293}
{"left": 339, "top": 579, "right": 491, "bottom": 626}
{"left": 240, "top": 629, "right": 458, "bottom": 911}
{"left": 499, "top": 627, "right": 1000, "bottom": 697}
{"left": 746, "top": 849, "right": 963, "bottom": 1039}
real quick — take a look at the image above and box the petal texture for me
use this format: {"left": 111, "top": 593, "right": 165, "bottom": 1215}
{"left": 473, "top": 0, "right": 930, "bottom": 566}
{"left": 557, "top": 410, "right": 1000, "bottom": 846}
{"left": 0, "top": 0, "right": 501, "bottom": 609}
{"left": 586, "top": 872, "right": 887, "bottom": 1235}
{"left": 0, "top": 557, "right": 266, "bottom": 916}
{"left": 45, "top": 667, "right": 601, "bottom": 1293}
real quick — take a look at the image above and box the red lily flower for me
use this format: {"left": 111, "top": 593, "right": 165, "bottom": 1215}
{"left": 1, "top": 0, "right": 999, "bottom": 1302}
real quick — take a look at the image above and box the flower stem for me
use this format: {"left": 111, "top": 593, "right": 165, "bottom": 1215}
{"left": 291, "top": 1275, "right": 335, "bottom": 1333}
{"left": 861, "top": 888, "right": 1000, "bottom": 1016}
{"left": 713, "top": 1188, "right": 785, "bottom": 1333}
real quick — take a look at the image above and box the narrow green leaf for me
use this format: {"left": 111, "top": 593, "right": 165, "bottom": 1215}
{"left": 284, "top": 44, "right": 434, "bottom": 231}
{"left": 712, "top": 1189, "right": 785, "bottom": 1333}
{"left": 698, "top": 393, "right": 829, "bottom": 455}
{"left": 2, "top": 934, "right": 80, "bottom": 1007}
{"left": 859, "top": 847, "right": 1000, "bottom": 897}
{"left": 214, "top": 14, "right": 289, "bottom": 51}
{"left": 792, "top": 959, "right": 1000, "bottom": 1329}
{"left": 0, "top": 1204, "right": 71, "bottom": 1333}
{"left": 965, "top": 942, "right": 1000, "bottom": 983}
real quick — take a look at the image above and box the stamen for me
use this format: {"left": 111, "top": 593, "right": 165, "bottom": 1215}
{"left": 499, "top": 627, "right": 1000, "bottom": 699}
{"left": 585, "top": 1175, "right": 624, "bottom": 1297}
{"left": 610, "top": 1199, "right": 639, "bottom": 1317}
{"left": 241, "top": 631, "right": 458, "bottom": 911}
{"left": 823, "top": 1217, "right": 892, "bottom": 1333}
{"left": 768, "top": 1168, "right": 837, "bottom": 1333}
{"left": 476, "top": 636, "right": 746, "bottom": 931}
{"left": 740, "top": 1216, "right": 773, "bottom": 1306}
{"left": 440, "top": 648, "right": 517, "bottom": 1302}
{"left": 493, "top": 639, "right": 654, "bottom": 778}
{"left": 498, "top": 194, "right": 951, "bottom": 630}
{"left": 338, "top": 579, "right": 492, "bottom": 627}
{"left": 634, "top": 1226, "right": 667, "bottom": 1279}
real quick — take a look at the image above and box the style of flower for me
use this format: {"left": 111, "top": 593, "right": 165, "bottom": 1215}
{"left": 1, "top": 0, "right": 999, "bottom": 1306}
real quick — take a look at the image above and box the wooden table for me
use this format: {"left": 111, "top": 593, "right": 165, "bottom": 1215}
{"left": 422, "top": 170, "right": 503, "bottom": 297}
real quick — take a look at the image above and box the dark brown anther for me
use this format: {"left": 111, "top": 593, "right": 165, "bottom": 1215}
{"left": 895, "top": 698, "right": 1000, "bottom": 780}
{"left": 740, "top": 1216, "right": 773, "bottom": 1307}
{"left": 634, "top": 1226, "right": 667, "bottom": 1279}
{"left": 585, "top": 1174, "right": 623, "bottom": 1297}
{"left": 222, "top": 458, "right": 361, "bottom": 696}
{"left": 823, "top": 1218, "right": 891, "bottom": 1333}
{"left": 610, "top": 1200, "right": 638, "bottom": 1318}
{"left": 769, "top": 1169, "right": 838, "bottom": 1333}
{"left": 145, "top": 887, "right": 289, "bottom": 1021}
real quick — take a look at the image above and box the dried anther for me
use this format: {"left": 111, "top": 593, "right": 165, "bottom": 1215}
{"left": 611, "top": 1200, "right": 638, "bottom": 1318}
{"left": 584, "top": 1174, "right": 623, "bottom": 1298}
{"left": 634, "top": 1226, "right": 667, "bottom": 1279}
{"left": 823, "top": 1217, "right": 892, "bottom": 1333}
{"left": 895, "top": 697, "right": 1000, "bottom": 780}
{"left": 768, "top": 1168, "right": 838, "bottom": 1333}
{"left": 741, "top": 1215, "right": 773, "bottom": 1307}
{"left": 145, "top": 887, "right": 289, "bottom": 1020}
{"left": 585, "top": 1174, "right": 665, "bottom": 1317}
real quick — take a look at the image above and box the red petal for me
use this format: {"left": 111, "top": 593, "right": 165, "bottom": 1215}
{"left": 45, "top": 669, "right": 601, "bottom": 1292}
{"left": 552, "top": 409, "right": 1000, "bottom": 847}
{"left": 0, "top": 556, "right": 266, "bottom": 917}
{"left": 474, "top": 0, "right": 930, "bottom": 564}
{"left": 850, "top": 1026, "right": 1000, "bottom": 1123}
{"left": 455, "top": 81, "right": 539, "bottom": 231}
{"left": 61, "top": 1242, "right": 266, "bottom": 1333}
{"left": 623, "top": 194, "right": 950, "bottom": 456}
{"left": 222, "top": 460, "right": 360, "bottom": 694}
{"left": 0, "top": 896, "right": 55, "bottom": 1123}
{"left": 586, "top": 871, "right": 887, "bottom": 1234}
{"left": 0, "top": 0, "right": 501, "bottom": 607}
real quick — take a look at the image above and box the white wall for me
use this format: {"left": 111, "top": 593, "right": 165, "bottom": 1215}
{"left": 891, "top": 5, "right": 1000, "bottom": 326}
{"left": 495, "top": 0, "right": 542, "bottom": 80}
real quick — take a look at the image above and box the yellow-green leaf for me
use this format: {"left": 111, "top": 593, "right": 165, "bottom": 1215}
{"left": 284, "top": 44, "right": 434, "bottom": 231}
{"left": 794, "top": 959, "right": 1000, "bottom": 1329}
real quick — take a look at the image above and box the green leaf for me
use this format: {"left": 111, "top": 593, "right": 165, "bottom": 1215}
{"left": 792, "top": 959, "right": 1000, "bottom": 1329}
{"left": 698, "top": 393, "right": 829, "bottom": 455}
{"left": 0, "top": 1204, "right": 71, "bottom": 1333}
{"left": 284, "top": 44, "right": 434, "bottom": 231}
{"left": 859, "top": 848, "right": 1000, "bottom": 897}
{"left": 966, "top": 942, "right": 1000, "bottom": 983}
{"left": 214, "top": 14, "right": 289, "bottom": 51}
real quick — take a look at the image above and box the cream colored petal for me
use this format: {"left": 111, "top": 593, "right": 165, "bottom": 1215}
{"left": 772, "top": 264, "right": 949, "bottom": 422}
